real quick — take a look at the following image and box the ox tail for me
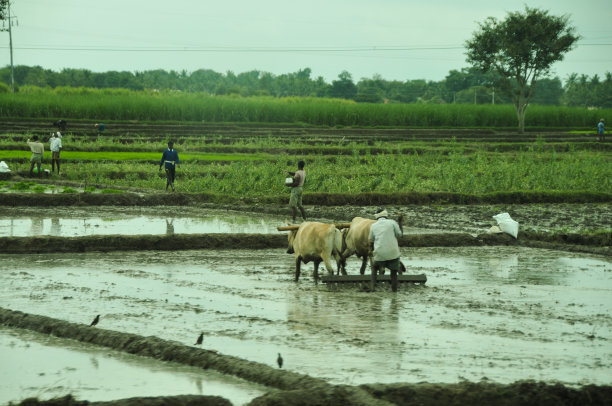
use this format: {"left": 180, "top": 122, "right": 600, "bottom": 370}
{"left": 320, "top": 224, "right": 338, "bottom": 275}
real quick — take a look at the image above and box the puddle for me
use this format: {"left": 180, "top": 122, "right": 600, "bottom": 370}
{"left": 0, "top": 207, "right": 285, "bottom": 237}
{"left": 0, "top": 326, "right": 267, "bottom": 405}
{"left": 0, "top": 207, "right": 446, "bottom": 237}
{"left": 0, "top": 246, "right": 610, "bottom": 391}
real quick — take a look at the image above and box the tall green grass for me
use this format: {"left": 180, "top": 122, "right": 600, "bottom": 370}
{"left": 1, "top": 87, "right": 610, "bottom": 128}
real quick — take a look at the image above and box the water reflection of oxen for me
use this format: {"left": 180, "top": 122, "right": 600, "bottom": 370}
{"left": 340, "top": 215, "right": 406, "bottom": 275}
{"left": 286, "top": 221, "right": 343, "bottom": 282}
{"left": 287, "top": 291, "right": 402, "bottom": 351}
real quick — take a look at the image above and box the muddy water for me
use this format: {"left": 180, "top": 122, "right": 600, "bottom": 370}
{"left": 0, "top": 207, "right": 444, "bottom": 237}
{"left": 0, "top": 327, "right": 266, "bottom": 405}
{"left": 0, "top": 207, "right": 285, "bottom": 237}
{"left": 1, "top": 246, "right": 610, "bottom": 394}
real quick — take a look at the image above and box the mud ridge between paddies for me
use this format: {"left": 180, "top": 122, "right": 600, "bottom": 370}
{"left": 2, "top": 308, "right": 610, "bottom": 406}
{"left": 0, "top": 231, "right": 609, "bottom": 256}
{"left": 0, "top": 189, "right": 611, "bottom": 206}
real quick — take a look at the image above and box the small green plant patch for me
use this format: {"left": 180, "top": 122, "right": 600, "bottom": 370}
{"left": 0, "top": 150, "right": 268, "bottom": 162}
{"left": 9, "top": 181, "right": 35, "bottom": 191}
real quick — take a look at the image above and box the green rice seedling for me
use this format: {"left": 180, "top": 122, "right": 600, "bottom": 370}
{"left": 9, "top": 181, "right": 35, "bottom": 191}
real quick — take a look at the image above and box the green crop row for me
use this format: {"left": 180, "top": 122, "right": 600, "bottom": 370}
{"left": 1, "top": 88, "right": 611, "bottom": 128}
{"left": 7, "top": 148, "right": 610, "bottom": 197}
{"left": 0, "top": 150, "right": 267, "bottom": 162}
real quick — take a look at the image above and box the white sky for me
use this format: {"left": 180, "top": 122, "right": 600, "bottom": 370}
{"left": 2, "top": 0, "right": 611, "bottom": 83}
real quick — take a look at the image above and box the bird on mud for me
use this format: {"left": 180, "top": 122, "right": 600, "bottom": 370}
{"left": 89, "top": 314, "right": 100, "bottom": 327}
{"left": 277, "top": 353, "right": 283, "bottom": 368}
{"left": 195, "top": 332, "right": 204, "bottom": 346}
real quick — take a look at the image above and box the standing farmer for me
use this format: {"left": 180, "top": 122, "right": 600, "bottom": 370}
{"left": 27, "top": 136, "right": 44, "bottom": 177}
{"left": 368, "top": 208, "right": 403, "bottom": 292}
{"left": 286, "top": 160, "right": 307, "bottom": 223}
{"left": 50, "top": 132, "right": 62, "bottom": 174}
{"left": 598, "top": 119, "right": 605, "bottom": 142}
{"left": 159, "top": 141, "right": 180, "bottom": 192}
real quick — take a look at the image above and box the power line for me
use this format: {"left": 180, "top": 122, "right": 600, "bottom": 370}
{"left": 1, "top": 43, "right": 609, "bottom": 53}
{"left": 0, "top": 45, "right": 466, "bottom": 52}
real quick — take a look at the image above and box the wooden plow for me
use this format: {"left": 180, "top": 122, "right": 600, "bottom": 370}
{"left": 320, "top": 274, "right": 427, "bottom": 285}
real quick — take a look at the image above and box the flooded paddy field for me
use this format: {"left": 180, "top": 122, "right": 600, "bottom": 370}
{"left": 0, "top": 326, "right": 266, "bottom": 405}
{"left": 0, "top": 206, "right": 447, "bottom": 237}
{"left": 1, "top": 245, "right": 610, "bottom": 403}
{"left": 0, "top": 207, "right": 284, "bottom": 237}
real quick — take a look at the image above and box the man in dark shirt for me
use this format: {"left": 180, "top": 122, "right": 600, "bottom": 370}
{"left": 159, "top": 141, "right": 180, "bottom": 192}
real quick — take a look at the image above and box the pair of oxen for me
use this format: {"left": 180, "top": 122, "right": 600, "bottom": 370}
{"left": 286, "top": 215, "right": 405, "bottom": 290}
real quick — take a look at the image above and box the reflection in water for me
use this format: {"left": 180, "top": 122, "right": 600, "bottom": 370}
{"left": 194, "top": 377, "right": 203, "bottom": 394}
{"left": 30, "top": 218, "right": 43, "bottom": 235}
{"left": 0, "top": 208, "right": 284, "bottom": 237}
{"left": 50, "top": 218, "right": 61, "bottom": 236}
{"left": 89, "top": 356, "right": 99, "bottom": 369}
{"left": 166, "top": 218, "right": 175, "bottom": 235}
{"left": 287, "top": 290, "right": 401, "bottom": 346}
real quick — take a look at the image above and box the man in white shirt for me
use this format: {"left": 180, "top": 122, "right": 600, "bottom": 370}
{"left": 286, "top": 160, "right": 307, "bottom": 223}
{"left": 368, "top": 208, "right": 403, "bottom": 291}
{"left": 50, "top": 132, "right": 62, "bottom": 174}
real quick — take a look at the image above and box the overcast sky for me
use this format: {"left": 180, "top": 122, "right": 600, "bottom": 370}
{"left": 2, "top": 0, "right": 611, "bottom": 83}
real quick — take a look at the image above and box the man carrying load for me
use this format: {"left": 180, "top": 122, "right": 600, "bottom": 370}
{"left": 286, "top": 160, "right": 307, "bottom": 223}
{"left": 159, "top": 141, "right": 180, "bottom": 192}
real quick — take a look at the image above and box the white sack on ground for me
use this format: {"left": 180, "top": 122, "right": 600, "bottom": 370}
{"left": 0, "top": 161, "right": 10, "bottom": 173}
{"left": 493, "top": 212, "right": 519, "bottom": 238}
{"left": 488, "top": 225, "right": 503, "bottom": 234}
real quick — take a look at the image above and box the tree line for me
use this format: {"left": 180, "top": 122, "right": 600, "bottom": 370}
{"left": 0, "top": 64, "right": 610, "bottom": 108}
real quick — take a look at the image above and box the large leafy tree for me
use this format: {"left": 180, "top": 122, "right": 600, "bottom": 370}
{"left": 466, "top": 7, "right": 579, "bottom": 132}
{"left": 329, "top": 71, "right": 357, "bottom": 99}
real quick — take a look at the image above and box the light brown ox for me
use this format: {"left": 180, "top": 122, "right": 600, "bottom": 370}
{"left": 340, "top": 215, "right": 405, "bottom": 275}
{"left": 286, "top": 221, "right": 343, "bottom": 282}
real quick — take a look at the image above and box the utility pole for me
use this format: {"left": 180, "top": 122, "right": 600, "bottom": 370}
{"left": 7, "top": 0, "right": 15, "bottom": 92}
{"left": 2, "top": 1, "right": 16, "bottom": 92}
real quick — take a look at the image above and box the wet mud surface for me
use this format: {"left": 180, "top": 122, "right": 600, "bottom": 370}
{"left": 1, "top": 247, "right": 610, "bottom": 389}
{"left": 297, "top": 202, "right": 612, "bottom": 236}
{"left": 1, "top": 198, "right": 610, "bottom": 404}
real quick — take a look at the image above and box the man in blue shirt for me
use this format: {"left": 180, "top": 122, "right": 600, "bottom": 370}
{"left": 159, "top": 141, "right": 180, "bottom": 192}
{"left": 598, "top": 119, "right": 605, "bottom": 142}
